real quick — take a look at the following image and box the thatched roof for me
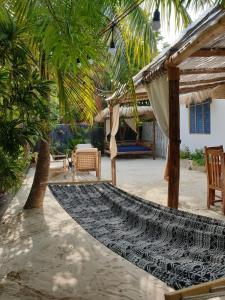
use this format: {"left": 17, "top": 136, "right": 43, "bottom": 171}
{"left": 95, "top": 105, "right": 154, "bottom": 122}
{"left": 106, "top": 85, "right": 149, "bottom": 104}
{"left": 134, "top": 5, "right": 225, "bottom": 93}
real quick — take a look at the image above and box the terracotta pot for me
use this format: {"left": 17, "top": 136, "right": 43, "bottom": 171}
{"left": 0, "top": 193, "right": 13, "bottom": 220}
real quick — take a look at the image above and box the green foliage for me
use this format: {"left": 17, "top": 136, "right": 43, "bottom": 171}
{"left": 180, "top": 146, "right": 191, "bottom": 159}
{"left": 51, "top": 126, "right": 91, "bottom": 154}
{"left": 0, "top": 11, "right": 53, "bottom": 193}
{"left": 190, "top": 149, "right": 205, "bottom": 166}
{"left": 180, "top": 147, "right": 205, "bottom": 166}
{"left": 0, "top": 148, "right": 27, "bottom": 194}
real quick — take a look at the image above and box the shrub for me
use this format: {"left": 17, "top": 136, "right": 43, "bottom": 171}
{"left": 190, "top": 149, "right": 205, "bottom": 166}
{"left": 0, "top": 148, "right": 27, "bottom": 195}
{"left": 180, "top": 146, "right": 191, "bottom": 159}
{"left": 180, "top": 147, "right": 205, "bottom": 166}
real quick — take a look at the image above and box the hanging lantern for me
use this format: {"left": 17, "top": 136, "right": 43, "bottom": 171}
{"left": 152, "top": 8, "right": 161, "bottom": 32}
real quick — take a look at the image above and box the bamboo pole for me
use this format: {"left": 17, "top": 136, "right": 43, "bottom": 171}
{"left": 167, "top": 66, "right": 180, "bottom": 209}
{"left": 109, "top": 103, "right": 117, "bottom": 186}
{"left": 152, "top": 119, "right": 156, "bottom": 160}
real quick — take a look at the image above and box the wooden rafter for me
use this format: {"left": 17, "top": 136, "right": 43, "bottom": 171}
{"left": 180, "top": 67, "right": 225, "bottom": 75}
{"left": 180, "top": 76, "right": 225, "bottom": 86}
{"left": 191, "top": 48, "right": 225, "bottom": 57}
{"left": 180, "top": 81, "right": 225, "bottom": 94}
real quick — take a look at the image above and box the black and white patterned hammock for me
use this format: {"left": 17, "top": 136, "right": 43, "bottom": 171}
{"left": 49, "top": 183, "right": 225, "bottom": 290}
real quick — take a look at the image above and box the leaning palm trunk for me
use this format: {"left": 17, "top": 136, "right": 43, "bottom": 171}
{"left": 24, "top": 52, "right": 50, "bottom": 209}
{"left": 24, "top": 138, "right": 50, "bottom": 209}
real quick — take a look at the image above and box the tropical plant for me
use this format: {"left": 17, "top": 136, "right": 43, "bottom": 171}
{"left": 0, "top": 10, "right": 52, "bottom": 202}
{"left": 0, "top": 148, "right": 27, "bottom": 195}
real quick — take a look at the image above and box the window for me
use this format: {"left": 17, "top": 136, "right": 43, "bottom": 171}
{"left": 189, "top": 100, "right": 211, "bottom": 134}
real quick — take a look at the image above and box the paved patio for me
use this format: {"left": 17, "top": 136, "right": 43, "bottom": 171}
{"left": 0, "top": 156, "right": 224, "bottom": 300}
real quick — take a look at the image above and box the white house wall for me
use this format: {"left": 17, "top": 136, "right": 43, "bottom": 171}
{"left": 180, "top": 99, "right": 225, "bottom": 151}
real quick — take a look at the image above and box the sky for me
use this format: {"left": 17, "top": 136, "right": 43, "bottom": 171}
{"left": 161, "top": 6, "right": 206, "bottom": 45}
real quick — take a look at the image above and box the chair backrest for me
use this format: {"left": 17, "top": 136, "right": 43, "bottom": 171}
{"left": 73, "top": 148, "right": 100, "bottom": 171}
{"left": 205, "top": 145, "right": 224, "bottom": 189}
{"left": 76, "top": 144, "right": 92, "bottom": 149}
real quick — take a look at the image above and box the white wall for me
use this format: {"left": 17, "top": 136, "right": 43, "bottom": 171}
{"left": 180, "top": 99, "right": 225, "bottom": 151}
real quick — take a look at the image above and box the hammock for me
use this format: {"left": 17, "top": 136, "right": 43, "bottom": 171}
{"left": 49, "top": 183, "right": 225, "bottom": 290}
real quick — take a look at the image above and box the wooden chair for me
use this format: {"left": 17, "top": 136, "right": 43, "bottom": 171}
{"left": 49, "top": 154, "right": 68, "bottom": 177}
{"left": 205, "top": 145, "right": 225, "bottom": 213}
{"left": 72, "top": 148, "right": 101, "bottom": 181}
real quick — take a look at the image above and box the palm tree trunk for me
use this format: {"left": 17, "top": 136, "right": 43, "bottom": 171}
{"left": 24, "top": 138, "right": 50, "bottom": 209}
{"left": 24, "top": 51, "right": 50, "bottom": 209}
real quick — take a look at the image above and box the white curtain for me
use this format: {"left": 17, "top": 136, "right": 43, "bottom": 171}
{"left": 144, "top": 74, "right": 169, "bottom": 138}
{"left": 144, "top": 75, "right": 169, "bottom": 179}
{"left": 125, "top": 118, "right": 137, "bottom": 133}
{"left": 110, "top": 104, "right": 120, "bottom": 159}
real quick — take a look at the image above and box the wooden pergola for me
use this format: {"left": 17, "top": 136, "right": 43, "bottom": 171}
{"left": 132, "top": 6, "right": 225, "bottom": 209}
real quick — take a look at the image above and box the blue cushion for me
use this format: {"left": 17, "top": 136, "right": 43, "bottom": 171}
{"left": 118, "top": 145, "right": 150, "bottom": 152}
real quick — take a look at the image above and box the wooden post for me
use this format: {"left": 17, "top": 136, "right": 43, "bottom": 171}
{"left": 167, "top": 67, "right": 180, "bottom": 209}
{"left": 111, "top": 158, "right": 116, "bottom": 185}
{"left": 109, "top": 104, "right": 116, "bottom": 185}
{"left": 152, "top": 119, "right": 156, "bottom": 160}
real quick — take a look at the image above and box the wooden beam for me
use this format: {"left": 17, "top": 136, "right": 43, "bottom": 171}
{"left": 165, "top": 277, "right": 225, "bottom": 300}
{"left": 191, "top": 48, "right": 225, "bottom": 57}
{"left": 180, "top": 76, "right": 225, "bottom": 86}
{"left": 167, "top": 15, "right": 225, "bottom": 66}
{"left": 168, "top": 66, "right": 180, "bottom": 209}
{"left": 109, "top": 104, "right": 117, "bottom": 186}
{"left": 180, "top": 67, "right": 225, "bottom": 75}
{"left": 111, "top": 158, "right": 116, "bottom": 185}
{"left": 46, "top": 180, "right": 113, "bottom": 185}
{"left": 180, "top": 81, "right": 225, "bottom": 94}
{"left": 152, "top": 120, "right": 156, "bottom": 160}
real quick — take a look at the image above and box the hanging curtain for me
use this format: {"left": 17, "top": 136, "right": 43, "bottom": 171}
{"left": 144, "top": 75, "right": 169, "bottom": 179}
{"left": 124, "top": 118, "right": 137, "bottom": 133}
{"left": 110, "top": 104, "right": 120, "bottom": 159}
{"left": 144, "top": 75, "right": 169, "bottom": 138}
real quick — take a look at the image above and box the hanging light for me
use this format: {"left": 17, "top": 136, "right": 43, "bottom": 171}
{"left": 87, "top": 55, "right": 94, "bottom": 65}
{"left": 152, "top": 8, "right": 161, "bottom": 32}
{"left": 108, "top": 24, "right": 116, "bottom": 55}
{"left": 77, "top": 58, "right": 81, "bottom": 68}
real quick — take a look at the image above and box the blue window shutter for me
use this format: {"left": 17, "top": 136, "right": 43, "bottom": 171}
{"left": 196, "top": 104, "right": 203, "bottom": 133}
{"left": 190, "top": 105, "right": 196, "bottom": 133}
{"left": 203, "top": 102, "right": 210, "bottom": 133}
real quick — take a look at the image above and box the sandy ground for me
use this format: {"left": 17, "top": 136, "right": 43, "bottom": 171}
{"left": 1, "top": 156, "right": 225, "bottom": 300}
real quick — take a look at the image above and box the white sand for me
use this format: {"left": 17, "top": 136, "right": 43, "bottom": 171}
{"left": 1, "top": 157, "right": 224, "bottom": 300}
